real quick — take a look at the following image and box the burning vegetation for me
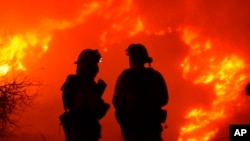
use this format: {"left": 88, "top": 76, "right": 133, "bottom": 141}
{"left": 0, "top": 21, "right": 45, "bottom": 139}
{"left": 0, "top": 31, "right": 50, "bottom": 76}
{"left": 179, "top": 28, "right": 249, "bottom": 141}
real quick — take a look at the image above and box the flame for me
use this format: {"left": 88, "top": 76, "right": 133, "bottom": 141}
{"left": 96, "top": 0, "right": 175, "bottom": 51}
{"left": 0, "top": 31, "right": 51, "bottom": 76}
{"left": 40, "top": 0, "right": 150, "bottom": 52}
{"left": 179, "top": 28, "right": 248, "bottom": 141}
{"left": 0, "top": 1, "right": 106, "bottom": 77}
{"left": 38, "top": 0, "right": 175, "bottom": 52}
{"left": 0, "top": 0, "right": 146, "bottom": 76}
{"left": 98, "top": 0, "right": 144, "bottom": 48}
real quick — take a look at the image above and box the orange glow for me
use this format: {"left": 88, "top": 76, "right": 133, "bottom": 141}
{"left": 129, "top": 17, "right": 144, "bottom": 36}
{"left": 179, "top": 28, "right": 248, "bottom": 141}
{"left": 1, "top": 0, "right": 249, "bottom": 140}
{"left": 42, "top": 1, "right": 101, "bottom": 30}
{"left": 77, "top": 1, "right": 101, "bottom": 23}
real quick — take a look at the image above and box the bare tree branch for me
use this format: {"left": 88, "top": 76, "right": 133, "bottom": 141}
{"left": 0, "top": 73, "right": 40, "bottom": 138}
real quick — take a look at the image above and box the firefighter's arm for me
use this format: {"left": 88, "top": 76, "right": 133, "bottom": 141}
{"left": 97, "top": 79, "right": 107, "bottom": 97}
{"left": 112, "top": 72, "right": 128, "bottom": 125}
{"left": 61, "top": 75, "right": 76, "bottom": 111}
{"left": 155, "top": 72, "right": 169, "bottom": 107}
{"left": 112, "top": 73, "right": 127, "bottom": 109}
{"left": 246, "top": 82, "right": 250, "bottom": 95}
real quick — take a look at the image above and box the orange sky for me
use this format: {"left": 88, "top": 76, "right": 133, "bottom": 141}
{"left": 1, "top": 0, "right": 250, "bottom": 141}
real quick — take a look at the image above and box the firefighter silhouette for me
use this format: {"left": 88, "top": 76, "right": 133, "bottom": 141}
{"left": 60, "top": 49, "right": 109, "bottom": 141}
{"left": 112, "top": 44, "right": 169, "bottom": 141}
{"left": 246, "top": 82, "right": 250, "bottom": 95}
